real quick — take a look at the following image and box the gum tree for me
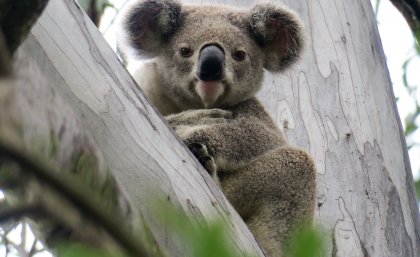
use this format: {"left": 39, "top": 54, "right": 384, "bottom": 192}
{"left": 0, "top": 0, "right": 419, "bottom": 256}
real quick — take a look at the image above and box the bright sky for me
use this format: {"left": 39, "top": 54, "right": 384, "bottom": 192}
{"left": 99, "top": 0, "right": 420, "bottom": 180}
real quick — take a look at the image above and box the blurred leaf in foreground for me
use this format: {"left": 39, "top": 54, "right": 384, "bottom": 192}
{"left": 286, "top": 226, "right": 326, "bottom": 257}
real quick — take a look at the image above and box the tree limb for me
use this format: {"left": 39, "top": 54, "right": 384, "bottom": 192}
{"left": 0, "top": 29, "right": 11, "bottom": 76}
{"left": 0, "top": 0, "right": 50, "bottom": 54}
{"left": 15, "top": 1, "right": 267, "bottom": 255}
{"left": 389, "top": 0, "right": 420, "bottom": 44}
{"left": 0, "top": 204, "right": 43, "bottom": 223}
{"left": 0, "top": 137, "right": 154, "bottom": 257}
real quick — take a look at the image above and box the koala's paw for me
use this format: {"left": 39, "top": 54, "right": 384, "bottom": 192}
{"left": 166, "top": 109, "right": 233, "bottom": 127}
{"left": 188, "top": 143, "right": 217, "bottom": 176}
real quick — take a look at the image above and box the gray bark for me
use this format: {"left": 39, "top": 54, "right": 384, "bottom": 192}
{"left": 3, "top": 0, "right": 419, "bottom": 256}
{"left": 12, "top": 0, "right": 264, "bottom": 256}
{"left": 184, "top": 0, "right": 420, "bottom": 256}
{"left": 255, "top": 0, "right": 420, "bottom": 256}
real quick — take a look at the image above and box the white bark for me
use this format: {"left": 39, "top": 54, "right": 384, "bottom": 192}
{"left": 10, "top": 0, "right": 420, "bottom": 256}
{"left": 153, "top": 0, "right": 420, "bottom": 256}
{"left": 253, "top": 1, "right": 419, "bottom": 257}
{"left": 16, "top": 0, "right": 264, "bottom": 256}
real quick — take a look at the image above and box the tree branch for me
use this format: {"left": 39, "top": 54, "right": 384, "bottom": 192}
{"left": 0, "top": 0, "right": 50, "bottom": 54}
{"left": 87, "top": 0, "right": 100, "bottom": 26}
{"left": 0, "top": 29, "right": 11, "bottom": 76}
{"left": 0, "top": 204, "right": 43, "bottom": 223}
{"left": 0, "top": 137, "right": 154, "bottom": 257}
{"left": 389, "top": 0, "right": 420, "bottom": 44}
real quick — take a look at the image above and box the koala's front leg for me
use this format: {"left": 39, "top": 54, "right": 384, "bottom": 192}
{"left": 187, "top": 142, "right": 220, "bottom": 184}
{"left": 165, "top": 109, "right": 233, "bottom": 181}
{"left": 221, "top": 146, "right": 317, "bottom": 257}
{"left": 166, "top": 108, "right": 233, "bottom": 127}
{"left": 176, "top": 118, "right": 284, "bottom": 173}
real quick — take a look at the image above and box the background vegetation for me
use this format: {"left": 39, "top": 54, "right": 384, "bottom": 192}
{"left": 1, "top": 0, "right": 419, "bottom": 256}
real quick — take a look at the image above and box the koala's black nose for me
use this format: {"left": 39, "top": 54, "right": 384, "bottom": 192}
{"left": 197, "top": 45, "right": 225, "bottom": 81}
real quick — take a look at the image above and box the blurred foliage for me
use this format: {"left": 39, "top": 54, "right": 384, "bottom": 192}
{"left": 57, "top": 244, "right": 124, "bottom": 257}
{"left": 53, "top": 201, "right": 326, "bottom": 257}
{"left": 286, "top": 226, "right": 326, "bottom": 257}
{"left": 151, "top": 201, "right": 250, "bottom": 257}
{"left": 154, "top": 200, "right": 326, "bottom": 257}
{"left": 402, "top": 38, "right": 420, "bottom": 148}
{"left": 415, "top": 179, "right": 420, "bottom": 200}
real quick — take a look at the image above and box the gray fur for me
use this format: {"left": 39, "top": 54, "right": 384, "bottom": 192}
{"left": 120, "top": 1, "right": 316, "bottom": 256}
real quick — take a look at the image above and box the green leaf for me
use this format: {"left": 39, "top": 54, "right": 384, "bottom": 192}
{"left": 57, "top": 244, "right": 125, "bottom": 257}
{"left": 153, "top": 201, "right": 254, "bottom": 257}
{"left": 414, "top": 27, "right": 420, "bottom": 54}
{"left": 404, "top": 107, "right": 420, "bottom": 137}
{"left": 402, "top": 56, "right": 415, "bottom": 92}
{"left": 286, "top": 226, "right": 326, "bottom": 257}
{"left": 415, "top": 179, "right": 420, "bottom": 200}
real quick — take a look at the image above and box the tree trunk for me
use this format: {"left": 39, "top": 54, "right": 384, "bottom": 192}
{"left": 13, "top": 0, "right": 264, "bottom": 256}
{"left": 6, "top": 0, "right": 420, "bottom": 256}
{"left": 171, "top": 0, "right": 420, "bottom": 256}
{"left": 254, "top": 0, "right": 420, "bottom": 256}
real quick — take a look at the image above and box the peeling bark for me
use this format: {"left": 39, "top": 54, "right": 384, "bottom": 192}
{"left": 0, "top": 0, "right": 418, "bottom": 256}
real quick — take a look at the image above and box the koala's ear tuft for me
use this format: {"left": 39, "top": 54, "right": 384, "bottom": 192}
{"left": 121, "top": 0, "right": 182, "bottom": 58}
{"left": 249, "top": 4, "right": 305, "bottom": 72}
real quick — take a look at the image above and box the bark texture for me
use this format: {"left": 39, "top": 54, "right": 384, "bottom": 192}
{"left": 187, "top": 0, "right": 419, "bottom": 255}
{"left": 252, "top": 0, "right": 420, "bottom": 256}
{"left": 14, "top": 0, "right": 264, "bottom": 256}
{"left": 2, "top": 0, "right": 419, "bottom": 256}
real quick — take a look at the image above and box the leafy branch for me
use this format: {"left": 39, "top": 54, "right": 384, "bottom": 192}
{"left": 0, "top": 137, "right": 154, "bottom": 257}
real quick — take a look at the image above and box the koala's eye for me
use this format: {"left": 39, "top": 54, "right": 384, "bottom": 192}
{"left": 180, "top": 47, "right": 193, "bottom": 58}
{"left": 232, "top": 50, "right": 246, "bottom": 61}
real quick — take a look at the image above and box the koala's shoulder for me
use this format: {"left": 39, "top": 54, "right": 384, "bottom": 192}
{"left": 229, "top": 98, "right": 276, "bottom": 124}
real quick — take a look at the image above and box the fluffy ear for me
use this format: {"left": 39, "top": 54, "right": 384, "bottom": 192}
{"left": 121, "top": 0, "right": 182, "bottom": 58}
{"left": 248, "top": 4, "right": 305, "bottom": 72}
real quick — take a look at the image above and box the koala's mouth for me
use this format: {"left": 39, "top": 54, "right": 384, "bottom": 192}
{"left": 194, "top": 79, "right": 225, "bottom": 107}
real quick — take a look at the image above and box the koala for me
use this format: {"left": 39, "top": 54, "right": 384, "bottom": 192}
{"left": 120, "top": 1, "right": 316, "bottom": 256}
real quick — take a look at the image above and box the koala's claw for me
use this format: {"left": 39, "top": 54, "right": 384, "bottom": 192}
{"left": 188, "top": 143, "right": 217, "bottom": 175}
{"left": 198, "top": 155, "right": 217, "bottom": 175}
{"left": 188, "top": 142, "right": 208, "bottom": 157}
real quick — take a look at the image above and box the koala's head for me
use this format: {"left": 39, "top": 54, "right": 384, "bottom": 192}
{"left": 121, "top": 0, "right": 305, "bottom": 109}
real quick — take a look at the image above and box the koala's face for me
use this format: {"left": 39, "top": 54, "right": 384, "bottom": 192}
{"left": 158, "top": 7, "right": 264, "bottom": 108}
{"left": 122, "top": 0, "right": 304, "bottom": 109}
